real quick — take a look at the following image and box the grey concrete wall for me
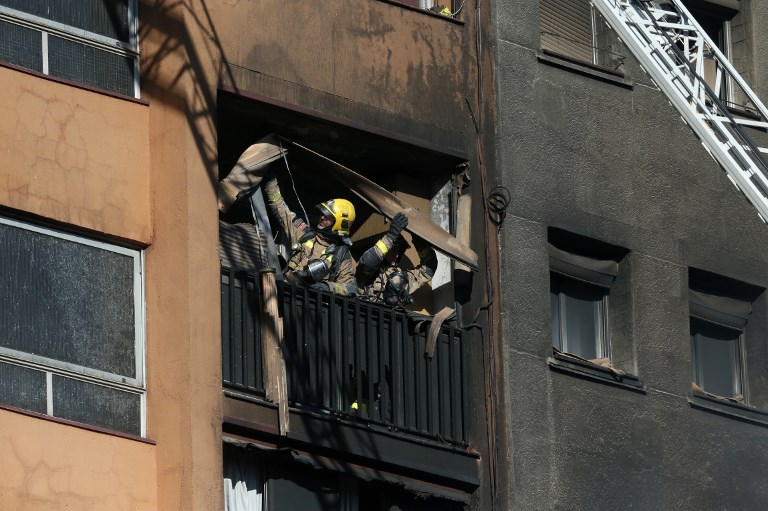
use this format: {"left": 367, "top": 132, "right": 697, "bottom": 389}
{"left": 492, "top": 0, "right": 768, "bottom": 509}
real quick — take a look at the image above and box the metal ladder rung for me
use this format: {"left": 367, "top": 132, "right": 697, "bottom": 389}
{"left": 654, "top": 22, "right": 696, "bottom": 32}
{"left": 741, "top": 145, "right": 768, "bottom": 155}
{"left": 714, "top": 117, "right": 768, "bottom": 130}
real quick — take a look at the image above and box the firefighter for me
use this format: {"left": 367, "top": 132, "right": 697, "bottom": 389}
{"left": 356, "top": 212, "right": 437, "bottom": 306}
{"left": 263, "top": 175, "right": 357, "bottom": 296}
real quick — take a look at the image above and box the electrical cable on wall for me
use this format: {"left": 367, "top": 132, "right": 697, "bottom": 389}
{"left": 488, "top": 186, "right": 510, "bottom": 228}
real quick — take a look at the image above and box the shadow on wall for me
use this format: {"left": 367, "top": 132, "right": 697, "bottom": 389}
{"left": 136, "top": 0, "right": 393, "bottom": 489}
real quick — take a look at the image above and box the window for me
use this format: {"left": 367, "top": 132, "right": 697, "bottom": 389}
{"left": 690, "top": 317, "right": 744, "bottom": 400}
{"left": 0, "top": 216, "right": 145, "bottom": 435}
{"left": 680, "top": 0, "right": 743, "bottom": 109}
{"left": 550, "top": 272, "right": 608, "bottom": 360}
{"left": 547, "top": 229, "right": 629, "bottom": 366}
{"left": 540, "top": 0, "right": 624, "bottom": 70}
{"left": 688, "top": 278, "right": 753, "bottom": 401}
{"left": 0, "top": 0, "right": 139, "bottom": 97}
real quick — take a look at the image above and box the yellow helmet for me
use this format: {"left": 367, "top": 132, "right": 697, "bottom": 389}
{"left": 317, "top": 199, "right": 356, "bottom": 237}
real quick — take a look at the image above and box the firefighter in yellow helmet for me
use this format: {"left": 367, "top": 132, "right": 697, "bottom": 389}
{"left": 356, "top": 212, "right": 437, "bottom": 307}
{"left": 262, "top": 174, "right": 357, "bottom": 296}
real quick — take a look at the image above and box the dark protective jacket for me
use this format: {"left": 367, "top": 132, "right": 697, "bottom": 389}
{"left": 264, "top": 178, "right": 356, "bottom": 296}
{"left": 356, "top": 232, "right": 437, "bottom": 305}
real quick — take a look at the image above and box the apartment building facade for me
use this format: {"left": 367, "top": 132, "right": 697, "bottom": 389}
{"left": 491, "top": 0, "right": 768, "bottom": 508}
{"left": 5, "top": 0, "right": 767, "bottom": 510}
{"left": 0, "top": 0, "right": 497, "bottom": 510}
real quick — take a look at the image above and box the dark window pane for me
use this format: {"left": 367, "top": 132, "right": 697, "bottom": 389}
{"left": 48, "top": 36, "right": 135, "bottom": 96}
{"left": 559, "top": 276, "right": 605, "bottom": 359}
{"left": 0, "top": 19, "right": 42, "bottom": 71}
{"left": 0, "top": 222, "right": 137, "bottom": 378}
{"left": 0, "top": 0, "right": 131, "bottom": 42}
{"left": 550, "top": 289, "right": 561, "bottom": 350}
{"left": 691, "top": 318, "right": 741, "bottom": 398}
{"left": 267, "top": 464, "right": 341, "bottom": 511}
{"left": 0, "top": 361, "right": 47, "bottom": 413}
{"left": 52, "top": 375, "right": 140, "bottom": 435}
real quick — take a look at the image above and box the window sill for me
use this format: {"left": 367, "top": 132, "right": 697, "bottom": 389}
{"left": 0, "top": 59, "right": 148, "bottom": 106}
{"left": 689, "top": 391, "right": 768, "bottom": 428}
{"left": 0, "top": 402, "right": 155, "bottom": 444}
{"left": 547, "top": 351, "right": 646, "bottom": 393}
{"left": 537, "top": 51, "right": 633, "bottom": 90}
{"left": 378, "top": 1, "right": 465, "bottom": 25}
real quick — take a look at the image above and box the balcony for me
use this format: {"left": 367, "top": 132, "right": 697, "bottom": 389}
{"left": 221, "top": 267, "right": 467, "bottom": 445}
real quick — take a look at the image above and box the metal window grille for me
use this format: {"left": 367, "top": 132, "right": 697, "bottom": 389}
{"left": 0, "top": 1, "right": 139, "bottom": 97}
{"left": 0, "top": 216, "right": 146, "bottom": 436}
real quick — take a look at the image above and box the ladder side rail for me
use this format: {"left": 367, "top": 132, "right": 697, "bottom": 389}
{"left": 634, "top": 0, "right": 768, "bottom": 178}
{"left": 592, "top": 0, "right": 768, "bottom": 221}
{"left": 665, "top": 0, "right": 768, "bottom": 122}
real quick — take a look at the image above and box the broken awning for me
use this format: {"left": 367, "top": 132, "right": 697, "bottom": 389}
{"left": 218, "top": 135, "right": 479, "bottom": 271}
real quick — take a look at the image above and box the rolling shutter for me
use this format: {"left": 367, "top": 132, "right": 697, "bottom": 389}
{"left": 540, "top": 0, "right": 594, "bottom": 63}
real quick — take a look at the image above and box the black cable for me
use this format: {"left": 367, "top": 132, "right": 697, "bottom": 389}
{"left": 487, "top": 186, "right": 510, "bottom": 228}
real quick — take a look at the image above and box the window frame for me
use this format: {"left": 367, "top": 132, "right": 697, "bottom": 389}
{"left": 689, "top": 316, "right": 747, "bottom": 402}
{"left": 0, "top": 215, "right": 146, "bottom": 435}
{"left": 0, "top": 1, "right": 140, "bottom": 98}
{"left": 550, "top": 271, "right": 610, "bottom": 361}
{"left": 540, "top": 0, "right": 625, "bottom": 74}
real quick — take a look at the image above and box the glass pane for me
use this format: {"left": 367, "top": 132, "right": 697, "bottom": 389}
{"left": 0, "top": 222, "right": 137, "bottom": 378}
{"left": 560, "top": 277, "right": 606, "bottom": 359}
{"left": 550, "top": 280, "right": 561, "bottom": 350}
{"left": 0, "top": 20, "right": 42, "bottom": 71}
{"left": 692, "top": 318, "right": 741, "bottom": 398}
{"left": 267, "top": 464, "right": 341, "bottom": 511}
{"left": 0, "top": 361, "right": 47, "bottom": 413}
{"left": 0, "top": 0, "right": 131, "bottom": 42}
{"left": 52, "top": 375, "right": 140, "bottom": 435}
{"left": 48, "top": 36, "right": 135, "bottom": 97}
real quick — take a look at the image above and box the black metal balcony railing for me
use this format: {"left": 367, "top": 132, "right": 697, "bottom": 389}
{"left": 221, "top": 268, "right": 467, "bottom": 444}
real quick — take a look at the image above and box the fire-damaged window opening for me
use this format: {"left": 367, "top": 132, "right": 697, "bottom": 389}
{"left": 217, "top": 93, "right": 474, "bottom": 442}
{"left": 219, "top": 142, "right": 470, "bottom": 314}
{"left": 548, "top": 228, "right": 631, "bottom": 371}
{"left": 217, "top": 94, "right": 475, "bottom": 315}
{"left": 688, "top": 268, "right": 764, "bottom": 405}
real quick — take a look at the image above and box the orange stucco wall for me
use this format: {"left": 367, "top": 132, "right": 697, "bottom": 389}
{"left": 0, "top": 66, "right": 151, "bottom": 244}
{"left": 0, "top": 411, "right": 157, "bottom": 511}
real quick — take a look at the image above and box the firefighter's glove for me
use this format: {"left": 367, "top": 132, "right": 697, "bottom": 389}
{"left": 295, "top": 269, "right": 311, "bottom": 284}
{"left": 387, "top": 213, "right": 408, "bottom": 239}
{"left": 263, "top": 175, "right": 282, "bottom": 204}
{"left": 309, "top": 282, "right": 329, "bottom": 292}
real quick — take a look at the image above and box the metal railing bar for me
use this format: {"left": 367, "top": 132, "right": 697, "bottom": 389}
{"left": 391, "top": 308, "right": 402, "bottom": 428}
{"left": 220, "top": 270, "right": 467, "bottom": 443}
{"left": 221, "top": 269, "right": 231, "bottom": 384}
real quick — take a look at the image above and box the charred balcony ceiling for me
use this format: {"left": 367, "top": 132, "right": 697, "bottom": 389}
{"left": 217, "top": 90, "right": 469, "bottom": 186}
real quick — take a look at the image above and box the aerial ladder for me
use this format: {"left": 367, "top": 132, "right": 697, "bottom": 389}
{"left": 591, "top": 0, "right": 768, "bottom": 223}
